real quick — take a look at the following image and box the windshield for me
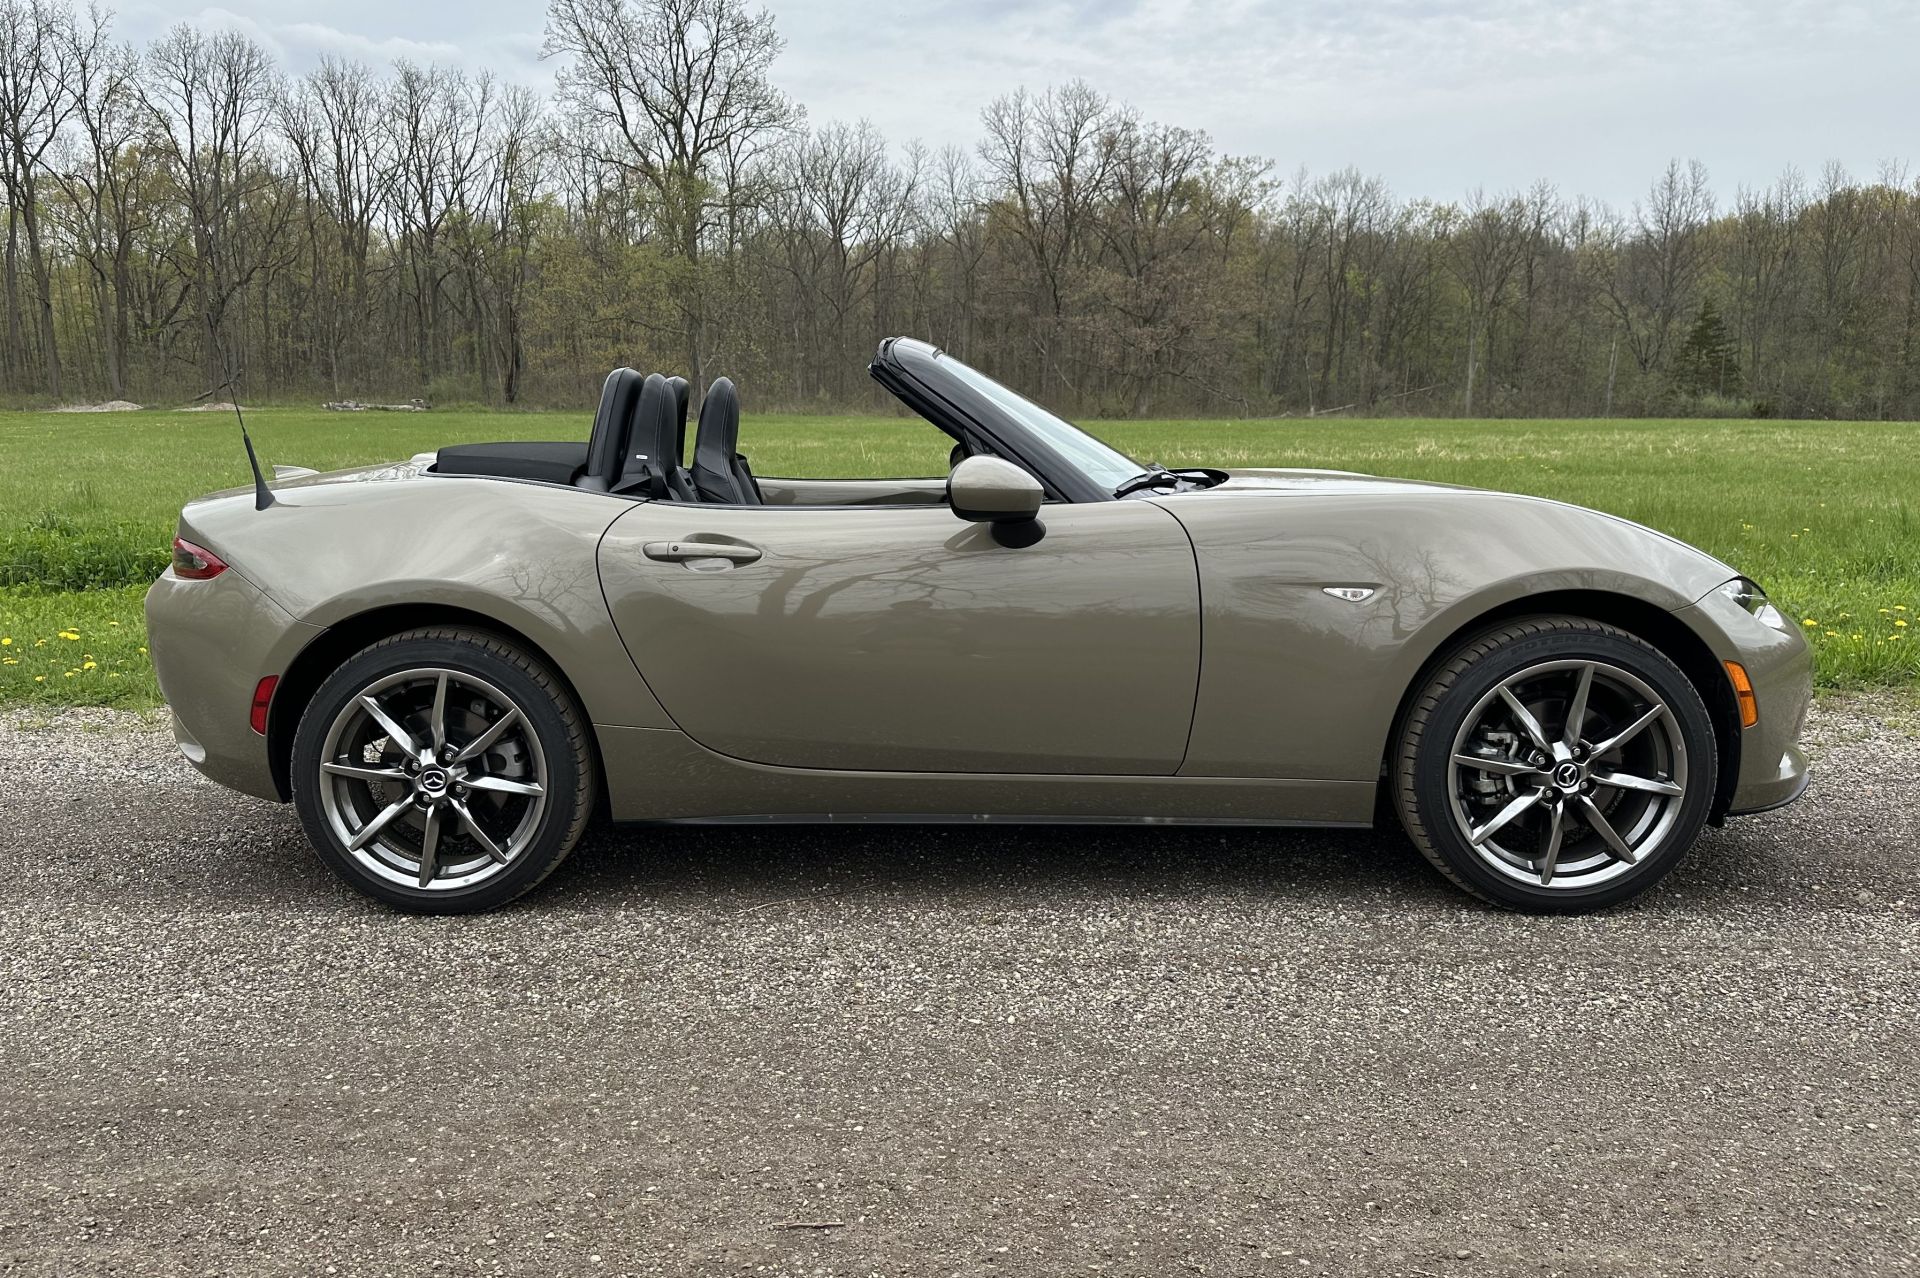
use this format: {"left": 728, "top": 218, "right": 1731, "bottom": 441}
{"left": 936, "top": 357, "right": 1142, "bottom": 492}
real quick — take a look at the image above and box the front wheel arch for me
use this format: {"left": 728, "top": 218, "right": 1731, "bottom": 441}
{"left": 267, "top": 604, "right": 603, "bottom": 808}
{"left": 1378, "top": 590, "right": 1743, "bottom": 826}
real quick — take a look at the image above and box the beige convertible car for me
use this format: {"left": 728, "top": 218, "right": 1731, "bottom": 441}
{"left": 147, "top": 339, "right": 1811, "bottom": 914}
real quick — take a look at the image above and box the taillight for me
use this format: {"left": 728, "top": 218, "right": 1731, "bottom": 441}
{"left": 171, "top": 536, "right": 228, "bottom": 580}
{"left": 249, "top": 676, "right": 278, "bottom": 735}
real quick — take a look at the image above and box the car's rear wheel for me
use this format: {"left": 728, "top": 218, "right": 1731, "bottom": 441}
{"left": 1392, "top": 617, "right": 1717, "bottom": 912}
{"left": 290, "top": 627, "right": 595, "bottom": 913}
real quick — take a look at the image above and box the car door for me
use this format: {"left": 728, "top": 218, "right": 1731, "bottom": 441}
{"left": 596, "top": 498, "right": 1200, "bottom": 775}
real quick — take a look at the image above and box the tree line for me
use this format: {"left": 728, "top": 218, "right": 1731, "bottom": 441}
{"left": 4, "top": 0, "right": 1919, "bottom": 419}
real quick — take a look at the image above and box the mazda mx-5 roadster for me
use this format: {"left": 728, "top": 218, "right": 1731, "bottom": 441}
{"left": 146, "top": 338, "right": 1812, "bottom": 914}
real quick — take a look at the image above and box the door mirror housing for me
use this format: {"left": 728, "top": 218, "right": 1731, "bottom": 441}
{"left": 948, "top": 455, "right": 1043, "bottom": 524}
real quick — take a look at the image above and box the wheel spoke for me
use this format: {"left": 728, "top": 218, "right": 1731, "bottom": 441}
{"left": 451, "top": 707, "right": 521, "bottom": 766}
{"left": 360, "top": 694, "right": 420, "bottom": 757}
{"left": 464, "top": 774, "right": 544, "bottom": 797}
{"left": 347, "top": 795, "right": 413, "bottom": 852}
{"left": 416, "top": 806, "right": 442, "bottom": 887}
{"left": 1578, "top": 794, "right": 1639, "bottom": 864}
{"left": 1471, "top": 788, "right": 1546, "bottom": 846}
{"left": 1588, "top": 703, "right": 1666, "bottom": 759}
{"left": 452, "top": 798, "right": 510, "bottom": 864}
{"left": 429, "top": 672, "right": 449, "bottom": 754}
{"left": 1591, "top": 768, "right": 1683, "bottom": 797}
{"left": 1537, "top": 802, "right": 1566, "bottom": 885}
{"left": 322, "top": 761, "right": 409, "bottom": 784}
{"left": 1452, "top": 752, "right": 1543, "bottom": 778}
{"left": 1562, "top": 662, "right": 1594, "bottom": 750}
{"left": 1497, "top": 686, "right": 1553, "bottom": 752}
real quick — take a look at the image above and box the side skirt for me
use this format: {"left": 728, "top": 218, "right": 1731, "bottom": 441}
{"left": 595, "top": 725, "right": 1378, "bottom": 827}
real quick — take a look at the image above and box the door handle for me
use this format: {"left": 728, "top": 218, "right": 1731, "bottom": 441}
{"left": 643, "top": 539, "right": 763, "bottom": 565}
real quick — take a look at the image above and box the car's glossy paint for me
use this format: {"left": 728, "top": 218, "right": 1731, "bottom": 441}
{"left": 1152, "top": 471, "right": 1743, "bottom": 781}
{"left": 597, "top": 497, "right": 1200, "bottom": 774}
{"left": 146, "top": 376, "right": 1812, "bottom": 829}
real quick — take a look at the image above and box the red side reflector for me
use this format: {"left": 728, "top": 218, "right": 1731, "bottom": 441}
{"left": 249, "top": 676, "right": 278, "bottom": 735}
{"left": 171, "top": 536, "right": 228, "bottom": 580}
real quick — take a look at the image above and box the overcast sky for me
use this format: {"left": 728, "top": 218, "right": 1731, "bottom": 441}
{"left": 111, "top": 0, "right": 1920, "bottom": 208}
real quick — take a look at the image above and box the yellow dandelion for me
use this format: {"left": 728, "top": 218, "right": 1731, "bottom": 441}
{"left": 33, "top": 675, "right": 45, "bottom": 682}
{"left": 1, "top": 657, "right": 16, "bottom": 666}
{"left": 138, "top": 646, "right": 148, "bottom": 655}
{"left": 107, "top": 620, "right": 120, "bottom": 627}
{"left": 0, "top": 636, "right": 11, "bottom": 645}
{"left": 82, "top": 660, "right": 97, "bottom": 671}
{"left": 1898, "top": 606, "right": 1909, "bottom": 612}
{"left": 1898, "top": 619, "right": 1910, "bottom": 629}
{"left": 57, "top": 629, "right": 79, "bottom": 641}
{"left": 63, "top": 670, "right": 75, "bottom": 678}
{"left": 1852, "top": 633, "right": 1863, "bottom": 641}
{"left": 1802, "top": 618, "right": 1818, "bottom": 627}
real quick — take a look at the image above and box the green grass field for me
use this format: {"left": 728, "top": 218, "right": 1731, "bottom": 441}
{"left": 2, "top": 407, "right": 1914, "bottom": 707}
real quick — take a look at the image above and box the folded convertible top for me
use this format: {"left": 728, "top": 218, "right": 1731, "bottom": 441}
{"left": 435, "top": 441, "right": 589, "bottom": 487}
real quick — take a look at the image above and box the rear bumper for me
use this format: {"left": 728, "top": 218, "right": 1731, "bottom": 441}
{"left": 145, "top": 566, "right": 318, "bottom": 803}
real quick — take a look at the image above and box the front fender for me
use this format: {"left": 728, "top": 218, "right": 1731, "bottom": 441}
{"left": 1156, "top": 489, "right": 1739, "bottom": 781}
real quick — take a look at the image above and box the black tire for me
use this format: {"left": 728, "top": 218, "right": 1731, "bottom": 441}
{"left": 1392, "top": 616, "right": 1717, "bottom": 913}
{"left": 290, "top": 626, "right": 596, "bottom": 914}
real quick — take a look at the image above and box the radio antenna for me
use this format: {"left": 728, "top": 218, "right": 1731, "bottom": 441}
{"left": 193, "top": 376, "right": 274, "bottom": 511}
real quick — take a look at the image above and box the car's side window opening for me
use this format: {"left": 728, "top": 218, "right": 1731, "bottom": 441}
{"left": 432, "top": 353, "right": 1042, "bottom": 510}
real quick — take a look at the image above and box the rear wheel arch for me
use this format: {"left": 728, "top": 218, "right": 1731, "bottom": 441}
{"left": 1380, "top": 590, "right": 1742, "bottom": 824}
{"left": 267, "top": 604, "right": 602, "bottom": 806}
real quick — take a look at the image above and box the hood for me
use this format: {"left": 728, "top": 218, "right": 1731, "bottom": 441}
{"left": 1170, "top": 467, "right": 1738, "bottom": 589}
{"left": 1208, "top": 466, "right": 1474, "bottom": 496}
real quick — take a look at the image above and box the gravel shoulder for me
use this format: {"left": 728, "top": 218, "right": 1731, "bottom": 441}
{"left": 1, "top": 697, "right": 1916, "bottom": 1277}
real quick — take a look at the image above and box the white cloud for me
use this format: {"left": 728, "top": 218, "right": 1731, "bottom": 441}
{"left": 112, "top": 0, "right": 1920, "bottom": 205}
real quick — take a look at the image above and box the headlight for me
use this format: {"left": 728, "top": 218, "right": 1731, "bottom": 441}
{"left": 1718, "top": 577, "right": 1787, "bottom": 631}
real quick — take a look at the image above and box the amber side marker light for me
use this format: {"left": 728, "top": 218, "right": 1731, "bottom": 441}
{"left": 1724, "top": 661, "right": 1758, "bottom": 728}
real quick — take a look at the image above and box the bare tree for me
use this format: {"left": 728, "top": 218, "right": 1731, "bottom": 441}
{"left": 141, "top": 23, "right": 290, "bottom": 384}
{"left": 547, "top": 0, "right": 796, "bottom": 394}
{"left": 0, "top": 0, "right": 99, "bottom": 396}
{"left": 1598, "top": 159, "right": 1715, "bottom": 377}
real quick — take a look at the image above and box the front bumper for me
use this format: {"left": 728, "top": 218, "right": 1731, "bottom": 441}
{"left": 146, "top": 565, "right": 318, "bottom": 803}
{"left": 1673, "top": 584, "right": 1814, "bottom": 818}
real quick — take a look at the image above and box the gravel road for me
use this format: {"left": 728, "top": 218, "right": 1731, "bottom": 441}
{"left": 2, "top": 698, "right": 1916, "bottom": 1277}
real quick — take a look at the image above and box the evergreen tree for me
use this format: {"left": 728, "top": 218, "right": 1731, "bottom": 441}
{"left": 1670, "top": 298, "right": 1742, "bottom": 397}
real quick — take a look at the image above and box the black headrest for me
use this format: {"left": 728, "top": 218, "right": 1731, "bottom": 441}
{"left": 693, "top": 377, "right": 741, "bottom": 473}
{"left": 580, "top": 367, "right": 643, "bottom": 491}
{"left": 668, "top": 376, "right": 690, "bottom": 465}
{"left": 615, "top": 373, "right": 686, "bottom": 498}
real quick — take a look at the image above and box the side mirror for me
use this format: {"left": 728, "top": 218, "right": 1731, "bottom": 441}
{"left": 948, "top": 455, "right": 1043, "bottom": 524}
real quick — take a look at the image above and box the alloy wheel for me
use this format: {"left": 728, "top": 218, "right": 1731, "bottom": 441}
{"left": 1447, "top": 658, "right": 1689, "bottom": 890}
{"left": 315, "top": 667, "right": 548, "bottom": 891}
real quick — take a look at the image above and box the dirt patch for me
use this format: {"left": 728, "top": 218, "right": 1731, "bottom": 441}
{"left": 52, "top": 399, "right": 141, "bottom": 412}
{"left": 177, "top": 401, "right": 246, "bottom": 413}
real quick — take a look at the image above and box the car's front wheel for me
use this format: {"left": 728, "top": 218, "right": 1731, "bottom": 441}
{"left": 290, "top": 627, "right": 596, "bottom": 913}
{"left": 1393, "top": 617, "right": 1718, "bottom": 912}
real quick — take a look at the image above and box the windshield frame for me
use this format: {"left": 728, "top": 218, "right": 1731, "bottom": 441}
{"left": 870, "top": 339, "right": 1141, "bottom": 504}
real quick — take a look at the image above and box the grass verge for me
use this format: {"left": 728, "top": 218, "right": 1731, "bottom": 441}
{"left": 2, "top": 408, "right": 1915, "bottom": 708}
